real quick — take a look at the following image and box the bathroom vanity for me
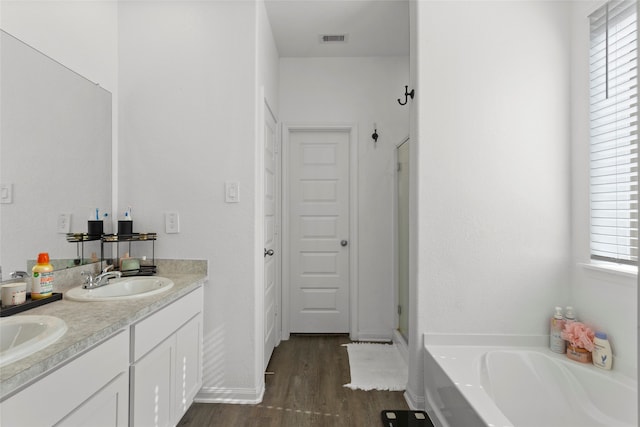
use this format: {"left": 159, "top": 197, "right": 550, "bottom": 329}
{"left": 0, "top": 266, "right": 206, "bottom": 427}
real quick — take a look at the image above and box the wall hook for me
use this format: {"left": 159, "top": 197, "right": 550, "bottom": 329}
{"left": 397, "top": 85, "right": 415, "bottom": 106}
{"left": 372, "top": 123, "right": 379, "bottom": 143}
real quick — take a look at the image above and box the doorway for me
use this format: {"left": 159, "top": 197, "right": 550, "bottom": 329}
{"left": 283, "top": 125, "right": 357, "bottom": 336}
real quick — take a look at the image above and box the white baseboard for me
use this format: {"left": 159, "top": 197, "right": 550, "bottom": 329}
{"left": 195, "top": 385, "right": 264, "bottom": 405}
{"left": 352, "top": 330, "right": 394, "bottom": 342}
{"left": 392, "top": 329, "right": 408, "bottom": 365}
{"left": 404, "top": 387, "right": 425, "bottom": 411}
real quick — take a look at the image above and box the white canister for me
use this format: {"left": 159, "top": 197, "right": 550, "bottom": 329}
{"left": 1, "top": 282, "right": 27, "bottom": 307}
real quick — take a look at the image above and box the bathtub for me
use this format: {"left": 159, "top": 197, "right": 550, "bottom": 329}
{"left": 423, "top": 337, "right": 638, "bottom": 427}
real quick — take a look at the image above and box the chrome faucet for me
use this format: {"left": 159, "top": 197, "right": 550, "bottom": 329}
{"left": 81, "top": 265, "right": 122, "bottom": 289}
{"left": 10, "top": 271, "right": 28, "bottom": 279}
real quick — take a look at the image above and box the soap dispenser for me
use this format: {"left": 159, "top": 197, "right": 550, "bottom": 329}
{"left": 549, "top": 306, "right": 566, "bottom": 354}
{"left": 564, "top": 306, "right": 576, "bottom": 324}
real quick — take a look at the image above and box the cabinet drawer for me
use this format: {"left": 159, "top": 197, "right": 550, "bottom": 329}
{"left": 131, "top": 286, "right": 203, "bottom": 362}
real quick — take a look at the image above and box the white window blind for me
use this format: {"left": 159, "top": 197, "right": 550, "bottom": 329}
{"left": 590, "top": 0, "right": 638, "bottom": 265}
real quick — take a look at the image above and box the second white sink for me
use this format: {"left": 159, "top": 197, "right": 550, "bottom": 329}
{"left": 65, "top": 276, "right": 174, "bottom": 302}
{"left": 0, "top": 315, "right": 68, "bottom": 367}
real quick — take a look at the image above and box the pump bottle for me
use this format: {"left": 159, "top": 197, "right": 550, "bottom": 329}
{"left": 549, "top": 306, "right": 566, "bottom": 354}
{"left": 564, "top": 306, "right": 576, "bottom": 323}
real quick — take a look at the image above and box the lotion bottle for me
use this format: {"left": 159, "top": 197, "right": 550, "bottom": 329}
{"left": 592, "top": 332, "right": 613, "bottom": 370}
{"left": 549, "top": 306, "right": 566, "bottom": 354}
{"left": 564, "top": 306, "right": 576, "bottom": 324}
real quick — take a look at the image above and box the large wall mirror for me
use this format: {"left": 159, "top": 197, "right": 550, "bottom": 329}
{"left": 0, "top": 30, "right": 112, "bottom": 275}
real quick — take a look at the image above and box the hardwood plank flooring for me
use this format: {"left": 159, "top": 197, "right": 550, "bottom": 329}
{"left": 177, "top": 335, "right": 409, "bottom": 427}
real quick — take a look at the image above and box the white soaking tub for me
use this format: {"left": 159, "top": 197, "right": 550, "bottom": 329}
{"left": 423, "top": 337, "right": 637, "bottom": 427}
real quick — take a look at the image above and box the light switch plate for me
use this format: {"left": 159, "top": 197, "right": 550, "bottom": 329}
{"left": 165, "top": 212, "right": 180, "bottom": 234}
{"left": 225, "top": 182, "right": 240, "bottom": 203}
{"left": 0, "top": 183, "right": 13, "bottom": 204}
{"left": 57, "top": 213, "right": 71, "bottom": 233}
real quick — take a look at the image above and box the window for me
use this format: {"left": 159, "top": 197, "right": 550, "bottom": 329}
{"left": 589, "top": 0, "right": 638, "bottom": 266}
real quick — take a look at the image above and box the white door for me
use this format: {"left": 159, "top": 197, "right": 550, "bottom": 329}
{"left": 288, "top": 129, "right": 350, "bottom": 333}
{"left": 263, "top": 104, "right": 278, "bottom": 370}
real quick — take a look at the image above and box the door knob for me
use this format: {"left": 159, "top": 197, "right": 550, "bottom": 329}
{"left": 264, "top": 248, "right": 275, "bottom": 257}
{"left": 341, "top": 240, "right": 348, "bottom": 247}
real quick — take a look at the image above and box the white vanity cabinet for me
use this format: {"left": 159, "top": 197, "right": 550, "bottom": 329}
{"left": 130, "top": 286, "right": 203, "bottom": 427}
{"left": 0, "top": 329, "right": 129, "bottom": 427}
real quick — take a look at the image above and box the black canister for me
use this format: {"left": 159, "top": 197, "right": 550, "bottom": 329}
{"left": 118, "top": 220, "right": 133, "bottom": 235}
{"left": 87, "top": 220, "right": 103, "bottom": 237}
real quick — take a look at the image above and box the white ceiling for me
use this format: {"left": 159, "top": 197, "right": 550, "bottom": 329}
{"left": 264, "top": 0, "right": 409, "bottom": 57}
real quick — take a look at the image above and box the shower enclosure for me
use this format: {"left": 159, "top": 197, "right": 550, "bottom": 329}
{"left": 396, "top": 139, "right": 410, "bottom": 342}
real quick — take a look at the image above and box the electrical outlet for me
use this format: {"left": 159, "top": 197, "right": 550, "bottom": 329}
{"left": 57, "top": 213, "right": 71, "bottom": 233}
{"left": 165, "top": 212, "right": 180, "bottom": 234}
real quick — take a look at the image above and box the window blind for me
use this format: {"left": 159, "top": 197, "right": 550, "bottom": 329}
{"left": 590, "top": 0, "right": 638, "bottom": 265}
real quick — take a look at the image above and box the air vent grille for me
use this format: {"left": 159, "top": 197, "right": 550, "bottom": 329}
{"left": 320, "top": 34, "right": 348, "bottom": 43}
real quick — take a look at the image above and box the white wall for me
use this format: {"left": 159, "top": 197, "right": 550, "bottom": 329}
{"left": 570, "top": 0, "right": 638, "bottom": 379}
{"left": 0, "top": 1, "right": 117, "bottom": 92}
{"left": 118, "top": 0, "right": 267, "bottom": 403}
{"left": 410, "top": 0, "right": 572, "bottom": 404}
{"left": 279, "top": 56, "right": 409, "bottom": 340}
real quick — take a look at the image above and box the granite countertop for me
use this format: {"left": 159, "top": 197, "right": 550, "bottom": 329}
{"left": 0, "top": 261, "right": 207, "bottom": 400}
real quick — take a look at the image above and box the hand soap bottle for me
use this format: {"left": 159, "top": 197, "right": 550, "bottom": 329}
{"left": 592, "top": 332, "right": 613, "bottom": 370}
{"left": 549, "top": 306, "right": 566, "bottom": 354}
{"left": 564, "top": 306, "right": 576, "bottom": 324}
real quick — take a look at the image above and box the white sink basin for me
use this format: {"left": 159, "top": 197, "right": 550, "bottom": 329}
{"left": 0, "top": 315, "right": 68, "bottom": 367}
{"left": 65, "top": 276, "right": 174, "bottom": 302}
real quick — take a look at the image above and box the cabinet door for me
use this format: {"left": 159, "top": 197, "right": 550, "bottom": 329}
{"left": 131, "top": 336, "right": 175, "bottom": 427}
{"left": 173, "top": 313, "right": 202, "bottom": 423}
{"left": 1, "top": 330, "right": 129, "bottom": 427}
{"left": 55, "top": 373, "right": 128, "bottom": 427}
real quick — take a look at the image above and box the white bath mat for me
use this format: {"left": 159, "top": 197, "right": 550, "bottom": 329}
{"left": 342, "top": 342, "right": 408, "bottom": 391}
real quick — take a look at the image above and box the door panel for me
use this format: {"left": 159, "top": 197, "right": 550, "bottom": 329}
{"left": 264, "top": 105, "right": 278, "bottom": 370}
{"left": 289, "top": 129, "right": 350, "bottom": 333}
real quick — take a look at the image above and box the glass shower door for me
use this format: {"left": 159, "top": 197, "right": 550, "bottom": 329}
{"left": 397, "top": 140, "right": 410, "bottom": 342}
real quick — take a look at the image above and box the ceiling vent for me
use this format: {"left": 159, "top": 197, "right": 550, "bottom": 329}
{"left": 320, "top": 34, "right": 348, "bottom": 44}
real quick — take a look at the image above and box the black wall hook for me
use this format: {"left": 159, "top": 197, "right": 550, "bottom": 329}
{"left": 397, "top": 85, "right": 415, "bottom": 105}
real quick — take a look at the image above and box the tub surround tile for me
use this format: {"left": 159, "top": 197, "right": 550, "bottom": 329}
{"left": 0, "top": 260, "right": 207, "bottom": 400}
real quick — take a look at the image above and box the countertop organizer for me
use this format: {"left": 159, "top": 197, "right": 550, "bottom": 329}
{"left": 66, "top": 233, "right": 157, "bottom": 274}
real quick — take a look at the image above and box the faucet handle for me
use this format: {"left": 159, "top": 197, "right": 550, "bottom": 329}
{"left": 81, "top": 270, "right": 94, "bottom": 283}
{"left": 102, "top": 264, "right": 115, "bottom": 274}
{"left": 10, "top": 271, "right": 28, "bottom": 279}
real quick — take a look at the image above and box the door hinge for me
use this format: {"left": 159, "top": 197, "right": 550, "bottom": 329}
{"left": 397, "top": 162, "right": 402, "bottom": 172}
{"left": 397, "top": 305, "right": 402, "bottom": 315}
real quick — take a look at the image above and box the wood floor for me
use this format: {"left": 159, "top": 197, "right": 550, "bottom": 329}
{"left": 177, "top": 334, "right": 409, "bottom": 427}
